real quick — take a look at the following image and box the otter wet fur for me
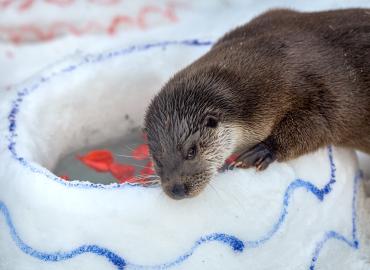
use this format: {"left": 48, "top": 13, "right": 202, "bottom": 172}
{"left": 144, "top": 8, "right": 370, "bottom": 200}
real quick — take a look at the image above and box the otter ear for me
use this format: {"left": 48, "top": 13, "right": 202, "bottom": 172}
{"left": 205, "top": 115, "right": 219, "bottom": 128}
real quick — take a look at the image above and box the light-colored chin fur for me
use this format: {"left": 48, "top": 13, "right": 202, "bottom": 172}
{"left": 186, "top": 126, "right": 237, "bottom": 198}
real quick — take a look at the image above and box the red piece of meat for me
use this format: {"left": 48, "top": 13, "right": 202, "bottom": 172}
{"left": 109, "top": 163, "right": 135, "bottom": 183}
{"left": 77, "top": 149, "right": 114, "bottom": 172}
{"left": 59, "top": 175, "right": 70, "bottom": 181}
{"left": 140, "top": 161, "right": 155, "bottom": 176}
{"left": 131, "top": 144, "right": 149, "bottom": 160}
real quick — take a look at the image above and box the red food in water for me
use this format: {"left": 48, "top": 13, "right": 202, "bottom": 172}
{"left": 131, "top": 144, "right": 149, "bottom": 160}
{"left": 75, "top": 144, "right": 156, "bottom": 184}
{"left": 140, "top": 161, "right": 155, "bottom": 176}
{"left": 77, "top": 149, "right": 114, "bottom": 172}
{"left": 109, "top": 163, "right": 135, "bottom": 183}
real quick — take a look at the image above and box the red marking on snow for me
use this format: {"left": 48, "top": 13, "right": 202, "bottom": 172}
{"left": 137, "top": 5, "right": 178, "bottom": 29}
{"left": 109, "top": 163, "right": 135, "bottom": 183}
{"left": 132, "top": 144, "right": 149, "bottom": 160}
{"left": 59, "top": 175, "right": 70, "bottom": 180}
{"left": 45, "top": 0, "right": 74, "bottom": 6}
{"left": 89, "top": 0, "right": 120, "bottom": 5}
{"left": 7, "top": 0, "right": 75, "bottom": 10}
{"left": 0, "top": 25, "right": 54, "bottom": 42}
{"left": 0, "top": 0, "right": 12, "bottom": 9}
{"left": 18, "top": 0, "right": 34, "bottom": 11}
{"left": 0, "top": 3, "right": 180, "bottom": 43}
{"left": 0, "top": 0, "right": 125, "bottom": 10}
{"left": 107, "top": 15, "right": 134, "bottom": 34}
{"left": 5, "top": 50, "right": 14, "bottom": 59}
{"left": 77, "top": 149, "right": 114, "bottom": 172}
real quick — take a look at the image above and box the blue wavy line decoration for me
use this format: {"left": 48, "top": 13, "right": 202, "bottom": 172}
{"left": 309, "top": 171, "right": 362, "bottom": 270}
{"left": 243, "top": 146, "right": 337, "bottom": 249}
{"left": 6, "top": 39, "right": 213, "bottom": 189}
{"left": 0, "top": 200, "right": 127, "bottom": 269}
{"left": 0, "top": 200, "right": 242, "bottom": 270}
{"left": 0, "top": 144, "right": 362, "bottom": 269}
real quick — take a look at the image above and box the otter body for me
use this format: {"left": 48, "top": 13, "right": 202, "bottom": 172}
{"left": 144, "top": 9, "right": 370, "bottom": 199}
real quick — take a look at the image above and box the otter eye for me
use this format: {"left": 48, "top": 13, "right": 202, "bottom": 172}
{"left": 186, "top": 145, "right": 197, "bottom": 160}
{"left": 205, "top": 116, "right": 218, "bottom": 128}
{"left": 154, "top": 157, "right": 163, "bottom": 168}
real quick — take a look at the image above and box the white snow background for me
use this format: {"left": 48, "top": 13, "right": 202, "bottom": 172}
{"left": 0, "top": 1, "right": 370, "bottom": 270}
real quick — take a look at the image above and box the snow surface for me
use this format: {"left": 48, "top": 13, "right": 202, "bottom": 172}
{"left": 0, "top": 1, "right": 370, "bottom": 269}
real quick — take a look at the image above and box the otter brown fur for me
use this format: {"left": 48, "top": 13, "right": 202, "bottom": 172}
{"left": 144, "top": 8, "right": 370, "bottom": 200}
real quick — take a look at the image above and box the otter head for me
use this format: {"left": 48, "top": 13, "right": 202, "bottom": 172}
{"left": 144, "top": 68, "right": 240, "bottom": 200}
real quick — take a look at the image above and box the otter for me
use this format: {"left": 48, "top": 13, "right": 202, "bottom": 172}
{"left": 144, "top": 8, "right": 370, "bottom": 200}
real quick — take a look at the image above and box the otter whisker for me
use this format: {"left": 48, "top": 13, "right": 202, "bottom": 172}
{"left": 113, "top": 153, "right": 137, "bottom": 158}
{"left": 122, "top": 175, "right": 160, "bottom": 184}
{"left": 218, "top": 187, "right": 248, "bottom": 219}
{"left": 138, "top": 175, "right": 160, "bottom": 179}
{"left": 208, "top": 182, "right": 224, "bottom": 202}
{"left": 124, "top": 144, "right": 141, "bottom": 152}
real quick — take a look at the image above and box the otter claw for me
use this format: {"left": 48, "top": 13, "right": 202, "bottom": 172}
{"left": 234, "top": 143, "right": 276, "bottom": 171}
{"left": 227, "top": 161, "right": 241, "bottom": 170}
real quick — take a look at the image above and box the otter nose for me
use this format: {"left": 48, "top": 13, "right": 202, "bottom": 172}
{"left": 170, "top": 183, "right": 188, "bottom": 199}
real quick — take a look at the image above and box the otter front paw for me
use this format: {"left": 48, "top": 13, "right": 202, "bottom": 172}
{"left": 231, "top": 142, "right": 276, "bottom": 171}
